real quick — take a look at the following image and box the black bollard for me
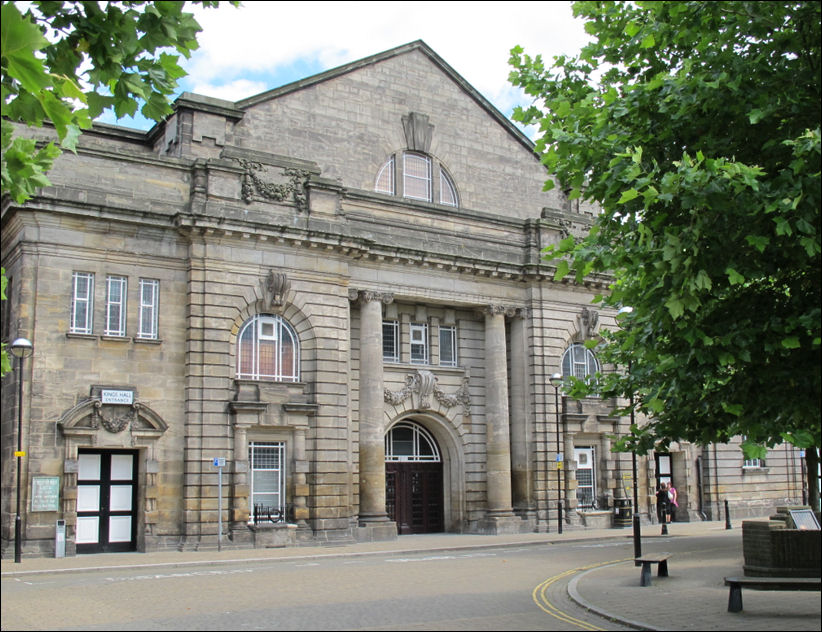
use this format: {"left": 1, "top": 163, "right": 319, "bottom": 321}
{"left": 725, "top": 499, "right": 732, "bottom": 529}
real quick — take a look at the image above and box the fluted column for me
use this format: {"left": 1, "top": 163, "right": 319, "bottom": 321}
{"left": 485, "top": 305, "right": 514, "bottom": 517}
{"left": 355, "top": 290, "right": 393, "bottom": 523}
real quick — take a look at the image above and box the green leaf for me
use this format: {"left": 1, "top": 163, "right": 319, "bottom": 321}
{"left": 618, "top": 188, "right": 639, "bottom": 204}
{"left": 781, "top": 337, "right": 800, "bottom": 349}
{"left": 554, "top": 259, "right": 570, "bottom": 281}
{"left": 725, "top": 267, "right": 745, "bottom": 285}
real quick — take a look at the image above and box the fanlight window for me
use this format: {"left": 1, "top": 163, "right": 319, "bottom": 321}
{"left": 385, "top": 422, "right": 441, "bottom": 462}
{"left": 561, "top": 343, "right": 599, "bottom": 380}
{"left": 237, "top": 314, "right": 299, "bottom": 381}
{"left": 374, "top": 152, "right": 458, "bottom": 207}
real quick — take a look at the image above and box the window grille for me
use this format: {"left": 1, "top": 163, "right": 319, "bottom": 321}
{"left": 375, "top": 156, "right": 395, "bottom": 195}
{"left": 249, "top": 441, "right": 286, "bottom": 524}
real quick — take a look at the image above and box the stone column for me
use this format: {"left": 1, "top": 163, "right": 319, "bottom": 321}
{"left": 509, "top": 309, "right": 533, "bottom": 519}
{"left": 353, "top": 291, "right": 396, "bottom": 538}
{"left": 484, "top": 305, "right": 515, "bottom": 518}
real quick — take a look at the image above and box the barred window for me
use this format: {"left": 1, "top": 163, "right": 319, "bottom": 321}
{"left": 249, "top": 441, "right": 286, "bottom": 523}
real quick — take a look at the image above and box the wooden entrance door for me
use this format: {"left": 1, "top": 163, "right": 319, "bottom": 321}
{"left": 385, "top": 462, "right": 444, "bottom": 534}
{"left": 76, "top": 450, "right": 138, "bottom": 553}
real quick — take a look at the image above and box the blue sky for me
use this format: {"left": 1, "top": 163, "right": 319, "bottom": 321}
{"left": 97, "top": 1, "right": 591, "bottom": 135}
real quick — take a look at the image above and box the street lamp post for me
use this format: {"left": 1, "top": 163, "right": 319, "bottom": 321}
{"left": 10, "top": 337, "right": 34, "bottom": 563}
{"left": 616, "top": 307, "right": 642, "bottom": 564}
{"left": 549, "top": 373, "right": 564, "bottom": 535}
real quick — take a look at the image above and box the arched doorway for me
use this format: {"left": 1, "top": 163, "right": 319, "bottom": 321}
{"left": 385, "top": 421, "right": 444, "bottom": 534}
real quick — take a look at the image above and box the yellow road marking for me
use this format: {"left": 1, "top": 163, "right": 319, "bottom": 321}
{"left": 532, "top": 558, "right": 632, "bottom": 631}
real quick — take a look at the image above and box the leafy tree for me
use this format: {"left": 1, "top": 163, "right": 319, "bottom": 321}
{"left": 509, "top": 1, "right": 821, "bottom": 505}
{"left": 1, "top": 0, "right": 235, "bottom": 375}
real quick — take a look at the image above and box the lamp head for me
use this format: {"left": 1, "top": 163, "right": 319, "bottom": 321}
{"left": 549, "top": 373, "right": 563, "bottom": 387}
{"left": 10, "top": 338, "right": 33, "bottom": 359}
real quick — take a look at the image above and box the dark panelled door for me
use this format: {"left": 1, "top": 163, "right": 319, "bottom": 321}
{"left": 76, "top": 450, "right": 138, "bottom": 553}
{"left": 385, "top": 462, "right": 443, "bottom": 534}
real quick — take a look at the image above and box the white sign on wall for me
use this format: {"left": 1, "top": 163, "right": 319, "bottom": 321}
{"left": 101, "top": 390, "right": 134, "bottom": 405}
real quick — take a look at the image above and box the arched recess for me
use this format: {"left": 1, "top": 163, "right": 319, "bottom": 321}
{"left": 57, "top": 395, "right": 168, "bottom": 554}
{"left": 384, "top": 413, "right": 466, "bottom": 533}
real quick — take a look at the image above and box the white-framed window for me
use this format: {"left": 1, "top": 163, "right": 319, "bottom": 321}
{"left": 137, "top": 279, "right": 160, "bottom": 340}
{"left": 375, "top": 155, "right": 395, "bottom": 195}
{"left": 375, "top": 152, "right": 458, "bottom": 208}
{"left": 403, "top": 152, "right": 431, "bottom": 201}
{"left": 574, "top": 447, "right": 596, "bottom": 508}
{"left": 249, "top": 441, "right": 286, "bottom": 523}
{"left": 743, "top": 458, "right": 764, "bottom": 468}
{"left": 385, "top": 422, "right": 441, "bottom": 462}
{"left": 237, "top": 314, "right": 300, "bottom": 381}
{"left": 104, "top": 276, "right": 127, "bottom": 337}
{"left": 439, "top": 167, "right": 458, "bottom": 207}
{"left": 383, "top": 320, "right": 399, "bottom": 363}
{"left": 410, "top": 322, "right": 429, "bottom": 364}
{"left": 439, "top": 325, "right": 457, "bottom": 367}
{"left": 561, "top": 343, "right": 599, "bottom": 380}
{"left": 70, "top": 272, "right": 94, "bottom": 334}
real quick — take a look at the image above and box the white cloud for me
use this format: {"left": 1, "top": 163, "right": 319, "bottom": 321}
{"left": 184, "top": 1, "right": 591, "bottom": 115}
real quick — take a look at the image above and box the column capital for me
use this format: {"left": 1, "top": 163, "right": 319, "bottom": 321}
{"left": 484, "top": 304, "right": 516, "bottom": 317}
{"left": 348, "top": 289, "right": 394, "bottom": 305}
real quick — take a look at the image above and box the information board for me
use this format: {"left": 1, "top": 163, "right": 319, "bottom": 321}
{"left": 31, "top": 476, "right": 60, "bottom": 512}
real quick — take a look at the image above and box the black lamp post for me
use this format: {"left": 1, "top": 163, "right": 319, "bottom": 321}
{"left": 549, "top": 373, "right": 564, "bottom": 535}
{"left": 11, "top": 337, "right": 34, "bottom": 563}
{"left": 616, "top": 307, "right": 642, "bottom": 563}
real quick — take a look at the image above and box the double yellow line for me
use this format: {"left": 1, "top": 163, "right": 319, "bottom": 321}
{"left": 532, "top": 558, "right": 632, "bottom": 631}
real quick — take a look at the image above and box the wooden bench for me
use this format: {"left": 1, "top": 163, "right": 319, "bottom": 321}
{"left": 724, "top": 576, "right": 821, "bottom": 612}
{"left": 635, "top": 553, "right": 672, "bottom": 586}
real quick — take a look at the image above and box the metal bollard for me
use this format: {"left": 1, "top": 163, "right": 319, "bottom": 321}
{"left": 725, "top": 499, "right": 732, "bottom": 529}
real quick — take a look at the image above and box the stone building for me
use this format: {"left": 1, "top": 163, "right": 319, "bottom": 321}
{"left": 1, "top": 41, "right": 807, "bottom": 556}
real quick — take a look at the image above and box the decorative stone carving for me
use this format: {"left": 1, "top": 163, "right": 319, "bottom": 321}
{"left": 484, "top": 304, "right": 517, "bottom": 317}
{"left": 262, "top": 270, "right": 290, "bottom": 308}
{"left": 348, "top": 289, "right": 394, "bottom": 305}
{"left": 384, "top": 369, "right": 471, "bottom": 414}
{"left": 402, "top": 112, "right": 434, "bottom": 153}
{"left": 237, "top": 159, "right": 310, "bottom": 212}
{"left": 92, "top": 399, "right": 136, "bottom": 433}
{"left": 578, "top": 307, "right": 599, "bottom": 340}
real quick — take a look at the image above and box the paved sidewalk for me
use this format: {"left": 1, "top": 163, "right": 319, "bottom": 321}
{"left": 3, "top": 519, "right": 820, "bottom": 631}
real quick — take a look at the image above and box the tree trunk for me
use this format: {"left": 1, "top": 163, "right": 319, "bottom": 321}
{"left": 806, "top": 446, "right": 820, "bottom": 513}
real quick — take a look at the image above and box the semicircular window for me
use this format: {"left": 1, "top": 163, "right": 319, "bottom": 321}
{"left": 375, "top": 151, "right": 459, "bottom": 208}
{"left": 237, "top": 314, "right": 300, "bottom": 382}
{"left": 561, "top": 343, "right": 599, "bottom": 380}
{"left": 385, "top": 422, "right": 441, "bottom": 462}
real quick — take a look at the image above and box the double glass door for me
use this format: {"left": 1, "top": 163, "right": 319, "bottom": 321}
{"left": 76, "top": 450, "right": 138, "bottom": 553}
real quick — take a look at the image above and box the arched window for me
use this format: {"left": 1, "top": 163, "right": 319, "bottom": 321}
{"left": 561, "top": 343, "right": 599, "bottom": 380}
{"left": 374, "top": 152, "right": 458, "bottom": 208}
{"left": 385, "top": 421, "right": 441, "bottom": 462}
{"left": 237, "top": 314, "right": 299, "bottom": 382}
